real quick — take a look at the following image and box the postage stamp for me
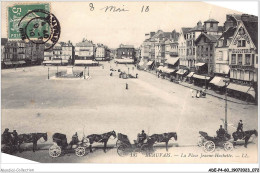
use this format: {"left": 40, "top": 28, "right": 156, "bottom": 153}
{"left": 8, "top": 3, "right": 50, "bottom": 39}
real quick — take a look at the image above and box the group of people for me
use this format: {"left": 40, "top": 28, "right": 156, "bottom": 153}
{"left": 191, "top": 89, "right": 206, "bottom": 98}
{"left": 2, "top": 128, "right": 18, "bottom": 146}
{"left": 216, "top": 120, "right": 244, "bottom": 140}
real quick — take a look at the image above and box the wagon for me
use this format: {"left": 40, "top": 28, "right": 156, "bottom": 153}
{"left": 49, "top": 133, "right": 89, "bottom": 158}
{"left": 198, "top": 131, "right": 233, "bottom": 153}
{"left": 116, "top": 133, "right": 155, "bottom": 157}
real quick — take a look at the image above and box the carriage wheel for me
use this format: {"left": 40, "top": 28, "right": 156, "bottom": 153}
{"left": 49, "top": 145, "right": 61, "bottom": 158}
{"left": 116, "top": 140, "right": 122, "bottom": 147}
{"left": 117, "top": 145, "right": 129, "bottom": 157}
{"left": 203, "top": 141, "right": 215, "bottom": 153}
{"left": 223, "top": 142, "right": 233, "bottom": 151}
{"left": 75, "top": 147, "right": 86, "bottom": 157}
{"left": 197, "top": 136, "right": 205, "bottom": 147}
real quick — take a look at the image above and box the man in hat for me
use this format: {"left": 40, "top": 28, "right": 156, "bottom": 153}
{"left": 217, "top": 125, "right": 226, "bottom": 140}
{"left": 69, "top": 132, "right": 79, "bottom": 149}
{"left": 237, "top": 120, "right": 244, "bottom": 138}
{"left": 137, "top": 130, "right": 147, "bottom": 146}
{"left": 2, "top": 128, "right": 11, "bottom": 144}
{"left": 12, "top": 130, "right": 18, "bottom": 145}
{"left": 237, "top": 120, "right": 243, "bottom": 133}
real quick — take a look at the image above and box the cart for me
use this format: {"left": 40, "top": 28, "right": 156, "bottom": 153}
{"left": 116, "top": 133, "right": 155, "bottom": 157}
{"left": 49, "top": 133, "right": 89, "bottom": 158}
{"left": 198, "top": 131, "right": 233, "bottom": 153}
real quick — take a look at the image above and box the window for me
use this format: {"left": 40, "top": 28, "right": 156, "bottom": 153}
{"left": 193, "top": 48, "right": 195, "bottom": 55}
{"left": 238, "top": 54, "right": 242, "bottom": 65}
{"left": 245, "top": 54, "right": 251, "bottom": 65}
{"left": 252, "top": 54, "right": 255, "bottom": 65}
{"left": 256, "top": 55, "right": 258, "bottom": 64}
{"left": 231, "top": 54, "right": 236, "bottom": 64}
{"left": 238, "top": 40, "right": 246, "bottom": 47}
{"left": 210, "top": 23, "right": 213, "bottom": 28}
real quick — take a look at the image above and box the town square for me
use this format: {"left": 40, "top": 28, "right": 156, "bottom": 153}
{"left": 1, "top": 1, "right": 258, "bottom": 164}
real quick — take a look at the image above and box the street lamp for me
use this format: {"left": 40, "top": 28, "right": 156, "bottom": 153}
{"left": 84, "top": 66, "right": 86, "bottom": 79}
{"left": 223, "top": 76, "right": 230, "bottom": 132}
{"left": 48, "top": 67, "right": 49, "bottom": 80}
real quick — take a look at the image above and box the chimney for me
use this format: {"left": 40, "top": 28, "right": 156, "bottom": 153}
{"left": 197, "top": 21, "right": 202, "bottom": 27}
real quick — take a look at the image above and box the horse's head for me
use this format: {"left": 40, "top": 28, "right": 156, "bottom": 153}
{"left": 110, "top": 130, "right": 116, "bottom": 139}
{"left": 254, "top": 129, "right": 258, "bottom": 137}
{"left": 169, "top": 132, "right": 177, "bottom": 141}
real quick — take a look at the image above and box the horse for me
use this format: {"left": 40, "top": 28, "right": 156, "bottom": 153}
{"left": 17, "top": 133, "right": 48, "bottom": 152}
{"left": 87, "top": 130, "right": 116, "bottom": 153}
{"left": 150, "top": 132, "right": 177, "bottom": 151}
{"left": 232, "top": 130, "right": 258, "bottom": 148}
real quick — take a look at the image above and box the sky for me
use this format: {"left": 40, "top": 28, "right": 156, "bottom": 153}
{"left": 1, "top": 1, "right": 244, "bottom": 48}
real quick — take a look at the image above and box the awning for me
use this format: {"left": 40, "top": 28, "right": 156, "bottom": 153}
{"left": 227, "top": 83, "right": 255, "bottom": 98}
{"left": 138, "top": 61, "right": 144, "bottom": 66}
{"left": 12, "top": 61, "right": 20, "bottom": 65}
{"left": 176, "top": 69, "right": 187, "bottom": 75}
{"left": 52, "top": 60, "right": 62, "bottom": 64}
{"left": 43, "top": 60, "right": 53, "bottom": 64}
{"left": 195, "top": 63, "right": 205, "bottom": 67}
{"left": 161, "top": 67, "right": 176, "bottom": 74}
{"left": 209, "top": 76, "right": 227, "bottom": 87}
{"left": 75, "top": 60, "right": 97, "bottom": 65}
{"left": 4, "top": 61, "right": 13, "bottom": 65}
{"left": 147, "top": 61, "right": 154, "bottom": 66}
{"left": 192, "top": 74, "right": 211, "bottom": 80}
{"left": 187, "top": 72, "right": 195, "bottom": 78}
{"left": 165, "top": 57, "right": 179, "bottom": 66}
{"left": 18, "top": 60, "right": 26, "bottom": 64}
{"left": 115, "top": 59, "right": 134, "bottom": 63}
{"left": 61, "top": 60, "right": 68, "bottom": 64}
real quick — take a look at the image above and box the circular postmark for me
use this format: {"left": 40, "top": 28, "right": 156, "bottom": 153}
{"left": 18, "top": 9, "right": 60, "bottom": 51}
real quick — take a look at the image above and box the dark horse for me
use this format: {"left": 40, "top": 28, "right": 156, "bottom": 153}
{"left": 232, "top": 130, "right": 258, "bottom": 148}
{"left": 87, "top": 130, "right": 116, "bottom": 153}
{"left": 150, "top": 132, "right": 177, "bottom": 151}
{"left": 17, "top": 133, "right": 48, "bottom": 152}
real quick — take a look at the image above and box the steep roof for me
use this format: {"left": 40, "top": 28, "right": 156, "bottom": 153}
{"left": 189, "top": 24, "right": 204, "bottom": 32}
{"left": 243, "top": 21, "right": 258, "bottom": 49}
{"left": 204, "top": 19, "right": 219, "bottom": 23}
{"left": 195, "top": 33, "right": 219, "bottom": 44}
{"left": 76, "top": 41, "right": 94, "bottom": 47}
{"left": 219, "top": 27, "right": 237, "bottom": 39}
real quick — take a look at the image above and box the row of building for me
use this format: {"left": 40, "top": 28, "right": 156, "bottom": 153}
{"left": 139, "top": 14, "right": 258, "bottom": 103}
{"left": 1, "top": 38, "right": 112, "bottom": 68}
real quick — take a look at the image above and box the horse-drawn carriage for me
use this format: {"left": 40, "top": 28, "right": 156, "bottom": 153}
{"left": 198, "top": 131, "right": 233, "bottom": 152}
{"left": 49, "top": 133, "right": 89, "bottom": 157}
{"left": 116, "top": 133, "right": 155, "bottom": 157}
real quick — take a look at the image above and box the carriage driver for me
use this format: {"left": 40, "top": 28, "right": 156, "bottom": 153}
{"left": 237, "top": 120, "right": 243, "bottom": 133}
{"left": 216, "top": 125, "right": 226, "bottom": 140}
{"left": 137, "top": 130, "right": 147, "bottom": 146}
{"left": 69, "top": 132, "right": 79, "bottom": 148}
{"left": 2, "top": 128, "right": 12, "bottom": 144}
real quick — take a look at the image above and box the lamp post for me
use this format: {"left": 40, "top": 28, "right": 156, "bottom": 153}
{"left": 84, "top": 66, "right": 86, "bottom": 79}
{"left": 88, "top": 66, "right": 89, "bottom": 76}
{"left": 223, "top": 76, "right": 230, "bottom": 132}
{"left": 48, "top": 67, "right": 49, "bottom": 80}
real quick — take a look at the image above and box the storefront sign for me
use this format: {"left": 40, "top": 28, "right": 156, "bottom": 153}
{"left": 231, "top": 49, "right": 252, "bottom": 54}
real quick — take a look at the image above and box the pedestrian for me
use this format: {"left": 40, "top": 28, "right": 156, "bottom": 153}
{"left": 196, "top": 90, "right": 201, "bottom": 98}
{"left": 136, "top": 73, "right": 138, "bottom": 78}
{"left": 126, "top": 83, "right": 128, "bottom": 90}
{"left": 190, "top": 89, "right": 194, "bottom": 98}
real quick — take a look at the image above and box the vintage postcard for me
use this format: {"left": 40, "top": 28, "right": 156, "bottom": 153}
{"left": 0, "top": 0, "right": 259, "bottom": 171}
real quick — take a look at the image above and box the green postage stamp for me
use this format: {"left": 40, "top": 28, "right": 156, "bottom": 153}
{"left": 8, "top": 3, "right": 50, "bottom": 39}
